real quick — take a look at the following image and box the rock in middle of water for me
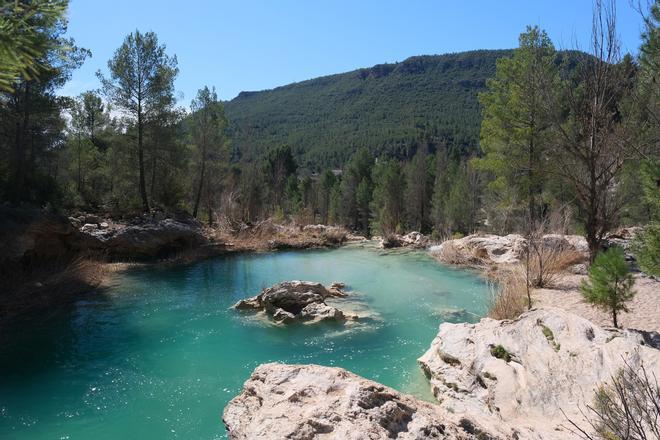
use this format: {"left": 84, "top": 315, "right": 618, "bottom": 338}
{"left": 233, "top": 281, "right": 348, "bottom": 324}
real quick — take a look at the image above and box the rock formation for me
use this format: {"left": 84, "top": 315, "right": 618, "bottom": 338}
{"left": 380, "top": 231, "right": 430, "bottom": 249}
{"left": 81, "top": 217, "right": 207, "bottom": 259}
{"left": 418, "top": 307, "right": 660, "bottom": 440}
{"left": 233, "top": 281, "right": 350, "bottom": 324}
{"left": 430, "top": 233, "right": 588, "bottom": 267}
{"left": 223, "top": 362, "right": 489, "bottom": 439}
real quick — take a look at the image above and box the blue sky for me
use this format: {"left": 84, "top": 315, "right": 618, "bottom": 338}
{"left": 61, "top": 0, "right": 647, "bottom": 106}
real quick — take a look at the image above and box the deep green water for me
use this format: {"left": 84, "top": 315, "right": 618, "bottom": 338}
{"left": 0, "top": 244, "right": 489, "bottom": 439}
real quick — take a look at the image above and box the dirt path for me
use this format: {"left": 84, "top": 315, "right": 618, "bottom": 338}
{"left": 533, "top": 273, "right": 660, "bottom": 332}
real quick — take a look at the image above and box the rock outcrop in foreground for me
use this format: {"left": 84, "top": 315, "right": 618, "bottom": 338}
{"left": 223, "top": 363, "right": 486, "bottom": 439}
{"left": 418, "top": 307, "right": 660, "bottom": 440}
{"left": 234, "top": 281, "right": 350, "bottom": 324}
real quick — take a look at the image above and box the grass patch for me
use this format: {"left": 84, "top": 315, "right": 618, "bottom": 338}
{"left": 490, "top": 344, "right": 512, "bottom": 362}
{"left": 540, "top": 323, "right": 561, "bottom": 351}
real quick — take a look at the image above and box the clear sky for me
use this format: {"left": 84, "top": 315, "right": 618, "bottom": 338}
{"left": 61, "top": 0, "right": 647, "bottom": 106}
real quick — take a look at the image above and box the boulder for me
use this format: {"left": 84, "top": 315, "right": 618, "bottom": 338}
{"left": 299, "top": 302, "right": 345, "bottom": 322}
{"left": 418, "top": 307, "right": 660, "bottom": 440}
{"left": 223, "top": 362, "right": 490, "bottom": 439}
{"left": 233, "top": 281, "right": 349, "bottom": 324}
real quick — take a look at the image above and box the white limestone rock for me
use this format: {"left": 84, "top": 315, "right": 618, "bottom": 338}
{"left": 418, "top": 307, "right": 660, "bottom": 440}
{"left": 223, "top": 362, "right": 491, "bottom": 439}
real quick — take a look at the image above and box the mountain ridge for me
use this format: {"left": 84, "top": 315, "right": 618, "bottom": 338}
{"left": 224, "top": 49, "right": 515, "bottom": 168}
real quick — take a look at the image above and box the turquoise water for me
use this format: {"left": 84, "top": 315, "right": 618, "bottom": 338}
{"left": 0, "top": 244, "right": 489, "bottom": 439}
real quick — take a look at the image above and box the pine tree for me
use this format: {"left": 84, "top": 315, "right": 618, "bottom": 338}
{"left": 98, "top": 30, "right": 178, "bottom": 212}
{"left": 405, "top": 147, "right": 432, "bottom": 232}
{"left": 370, "top": 160, "right": 405, "bottom": 235}
{"left": 475, "top": 25, "right": 558, "bottom": 231}
{"left": 580, "top": 247, "right": 635, "bottom": 328}
{"left": 190, "top": 86, "right": 228, "bottom": 220}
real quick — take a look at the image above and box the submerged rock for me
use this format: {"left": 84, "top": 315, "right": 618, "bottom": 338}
{"left": 233, "top": 281, "right": 349, "bottom": 324}
{"left": 418, "top": 307, "right": 660, "bottom": 440}
{"left": 223, "top": 362, "right": 490, "bottom": 439}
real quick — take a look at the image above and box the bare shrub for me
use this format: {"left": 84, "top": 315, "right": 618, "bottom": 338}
{"left": 487, "top": 270, "right": 528, "bottom": 320}
{"left": 322, "top": 228, "right": 348, "bottom": 245}
{"left": 546, "top": 204, "right": 575, "bottom": 235}
{"left": 565, "top": 357, "right": 660, "bottom": 440}
{"left": 527, "top": 238, "right": 585, "bottom": 288}
{"left": 432, "top": 240, "right": 483, "bottom": 267}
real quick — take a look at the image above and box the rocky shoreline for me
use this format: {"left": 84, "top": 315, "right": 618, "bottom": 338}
{"left": 221, "top": 232, "right": 660, "bottom": 439}
{"left": 224, "top": 308, "right": 660, "bottom": 440}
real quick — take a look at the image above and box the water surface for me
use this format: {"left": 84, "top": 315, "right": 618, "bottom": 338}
{"left": 0, "top": 244, "right": 489, "bottom": 439}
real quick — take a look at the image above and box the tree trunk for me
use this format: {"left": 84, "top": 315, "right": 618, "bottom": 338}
{"left": 137, "top": 104, "right": 150, "bottom": 212}
{"left": 192, "top": 150, "right": 206, "bottom": 218}
{"left": 150, "top": 143, "right": 156, "bottom": 202}
{"left": 612, "top": 308, "right": 618, "bottom": 328}
{"left": 11, "top": 82, "right": 29, "bottom": 202}
{"left": 77, "top": 133, "right": 82, "bottom": 192}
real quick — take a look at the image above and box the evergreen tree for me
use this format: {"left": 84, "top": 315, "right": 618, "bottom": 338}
{"left": 317, "top": 169, "right": 336, "bottom": 224}
{"left": 580, "top": 247, "right": 635, "bottom": 328}
{"left": 405, "top": 146, "right": 433, "bottom": 232}
{"left": 632, "top": 161, "right": 660, "bottom": 276}
{"left": 0, "top": 0, "right": 68, "bottom": 92}
{"left": 431, "top": 151, "right": 457, "bottom": 236}
{"left": 98, "top": 30, "right": 178, "bottom": 212}
{"left": 370, "top": 160, "right": 405, "bottom": 235}
{"left": 263, "top": 144, "right": 297, "bottom": 212}
{"left": 190, "top": 86, "right": 228, "bottom": 220}
{"left": 0, "top": 3, "right": 88, "bottom": 204}
{"left": 475, "top": 26, "right": 558, "bottom": 231}
{"left": 356, "top": 178, "right": 372, "bottom": 235}
{"left": 340, "top": 148, "right": 373, "bottom": 229}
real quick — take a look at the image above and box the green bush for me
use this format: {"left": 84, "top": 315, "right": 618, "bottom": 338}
{"left": 490, "top": 344, "right": 511, "bottom": 362}
{"left": 632, "top": 223, "right": 660, "bottom": 276}
{"left": 580, "top": 247, "right": 635, "bottom": 328}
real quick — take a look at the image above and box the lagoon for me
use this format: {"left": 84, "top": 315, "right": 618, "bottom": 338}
{"left": 0, "top": 244, "right": 489, "bottom": 439}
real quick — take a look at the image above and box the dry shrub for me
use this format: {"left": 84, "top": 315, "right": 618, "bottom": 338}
{"left": 433, "top": 241, "right": 479, "bottom": 266}
{"left": 527, "top": 240, "right": 585, "bottom": 288}
{"left": 487, "top": 270, "right": 528, "bottom": 320}
{"left": 321, "top": 228, "right": 348, "bottom": 245}
{"left": 565, "top": 356, "right": 660, "bottom": 440}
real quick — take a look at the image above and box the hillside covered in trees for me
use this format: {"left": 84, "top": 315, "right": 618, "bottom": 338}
{"left": 224, "top": 50, "right": 511, "bottom": 168}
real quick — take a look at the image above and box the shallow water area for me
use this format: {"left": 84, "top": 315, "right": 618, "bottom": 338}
{"left": 0, "top": 244, "right": 489, "bottom": 439}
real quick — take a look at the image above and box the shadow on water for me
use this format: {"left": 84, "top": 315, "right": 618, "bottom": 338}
{"left": 0, "top": 288, "right": 142, "bottom": 378}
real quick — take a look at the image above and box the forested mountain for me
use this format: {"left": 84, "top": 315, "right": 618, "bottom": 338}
{"left": 224, "top": 50, "right": 512, "bottom": 168}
